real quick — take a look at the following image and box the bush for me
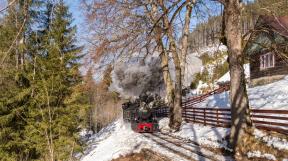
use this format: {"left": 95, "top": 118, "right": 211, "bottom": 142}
{"left": 190, "top": 81, "right": 198, "bottom": 89}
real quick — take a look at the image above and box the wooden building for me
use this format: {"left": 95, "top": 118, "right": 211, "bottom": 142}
{"left": 244, "top": 15, "right": 288, "bottom": 86}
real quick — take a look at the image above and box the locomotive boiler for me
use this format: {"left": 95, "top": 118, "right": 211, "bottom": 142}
{"left": 122, "top": 93, "right": 168, "bottom": 133}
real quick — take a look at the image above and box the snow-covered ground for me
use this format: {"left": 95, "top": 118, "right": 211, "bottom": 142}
{"left": 80, "top": 118, "right": 232, "bottom": 161}
{"left": 254, "top": 129, "right": 288, "bottom": 151}
{"left": 81, "top": 119, "right": 147, "bottom": 161}
{"left": 198, "top": 76, "right": 288, "bottom": 110}
{"left": 192, "top": 45, "right": 228, "bottom": 57}
{"left": 247, "top": 151, "right": 277, "bottom": 161}
{"left": 158, "top": 118, "right": 231, "bottom": 150}
{"left": 80, "top": 118, "right": 288, "bottom": 161}
{"left": 216, "top": 64, "right": 250, "bottom": 84}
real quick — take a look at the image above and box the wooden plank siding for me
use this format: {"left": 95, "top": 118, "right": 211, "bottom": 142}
{"left": 244, "top": 16, "right": 288, "bottom": 83}
{"left": 250, "top": 51, "right": 288, "bottom": 80}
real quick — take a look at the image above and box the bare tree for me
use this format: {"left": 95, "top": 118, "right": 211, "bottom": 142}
{"left": 0, "top": 0, "right": 16, "bottom": 13}
{"left": 82, "top": 0, "right": 198, "bottom": 131}
{"left": 215, "top": 0, "right": 252, "bottom": 153}
{"left": 180, "top": 0, "right": 195, "bottom": 81}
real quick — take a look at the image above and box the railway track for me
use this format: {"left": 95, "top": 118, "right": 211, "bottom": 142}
{"left": 143, "top": 132, "right": 234, "bottom": 161}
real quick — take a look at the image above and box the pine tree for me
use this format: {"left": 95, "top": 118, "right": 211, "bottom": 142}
{"left": 0, "top": 0, "right": 88, "bottom": 160}
{"left": 0, "top": 0, "right": 36, "bottom": 159}
{"left": 23, "top": 1, "right": 87, "bottom": 160}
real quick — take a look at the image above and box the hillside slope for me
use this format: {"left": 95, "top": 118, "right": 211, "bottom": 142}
{"left": 198, "top": 76, "right": 288, "bottom": 110}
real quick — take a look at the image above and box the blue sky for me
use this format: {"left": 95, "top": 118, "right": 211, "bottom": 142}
{"left": 64, "top": 0, "right": 86, "bottom": 40}
{"left": 0, "top": 0, "right": 85, "bottom": 34}
{"left": 64, "top": 0, "right": 84, "bottom": 27}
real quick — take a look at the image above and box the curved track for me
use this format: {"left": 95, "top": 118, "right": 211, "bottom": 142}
{"left": 143, "top": 132, "right": 234, "bottom": 161}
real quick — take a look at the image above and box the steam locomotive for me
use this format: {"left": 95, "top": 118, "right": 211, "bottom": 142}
{"left": 122, "top": 93, "right": 168, "bottom": 133}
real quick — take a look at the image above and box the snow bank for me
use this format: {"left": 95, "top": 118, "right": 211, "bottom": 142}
{"left": 81, "top": 119, "right": 146, "bottom": 161}
{"left": 217, "top": 64, "right": 250, "bottom": 83}
{"left": 82, "top": 118, "right": 233, "bottom": 161}
{"left": 159, "top": 118, "right": 231, "bottom": 151}
{"left": 198, "top": 76, "right": 288, "bottom": 109}
{"left": 81, "top": 119, "right": 208, "bottom": 161}
{"left": 247, "top": 151, "right": 277, "bottom": 160}
{"left": 254, "top": 129, "right": 288, "bottom": 151}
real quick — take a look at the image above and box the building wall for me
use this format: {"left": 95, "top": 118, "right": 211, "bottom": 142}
{"left": 250, "top": 51, "right": 288, "bottom": 86}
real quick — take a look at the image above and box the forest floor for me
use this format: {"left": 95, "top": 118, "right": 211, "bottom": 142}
{"left": 112, "top": 149, "right": 172, "bottom": 161}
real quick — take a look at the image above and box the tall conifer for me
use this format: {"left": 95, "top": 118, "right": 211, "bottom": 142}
{"left": 25, "top": 0, "right": 87, "bottom": 160}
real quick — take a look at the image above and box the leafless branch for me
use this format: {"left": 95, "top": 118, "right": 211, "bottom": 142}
{"left": 0, "top": 0, "right": 16, "bottom": 13}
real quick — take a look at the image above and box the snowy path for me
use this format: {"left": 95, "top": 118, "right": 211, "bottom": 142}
{"left": 143, "top": 132, "right": 234, "bottom": 161}
{"left": 81, "top": 119, "right": 234, "bottom": 161}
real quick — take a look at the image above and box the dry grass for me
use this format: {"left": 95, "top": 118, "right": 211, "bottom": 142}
{"left": 235, "top": 128, "right": 288, "bottom": 160}
{"left": 112, "top": 149, "right": 172, "bottom": 161}
{"left": 92, "top": 99, "right": 122, "bottom": 130}
{"left": 250, "top": 75, "right": 285, "bottom": 87}
{"left": 85, "top": 66, "right": 123, "bottom": 133}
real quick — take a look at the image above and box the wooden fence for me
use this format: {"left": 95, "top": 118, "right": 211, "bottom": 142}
{"left": 182, "top": 107, "right": 288, "bottom": 135}
{"left": 154, "top": 107, "right": 169, "bottom": 118}
{"left": 182, "top": 108, "right": 231, "bottom": 128}
{"left": 155, "top": 85, "right": 288, "bottom": 135}
{"left": 183, "top": 84, "right": 230, "bottom": 108}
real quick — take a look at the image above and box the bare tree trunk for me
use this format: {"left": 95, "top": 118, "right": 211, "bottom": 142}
{"left": 46, "top": 88, "right": 54, "bottom": 161}
{"left": 223, "top": 0, "right": 252, "bottom": 152}
{"left": 158, "top": 0, "right": 182, "bottom": 131}
{"left": 180, "top": 0, "right": 195, "bottom": 84}
{"left": 159, "top": 50, "right": 174, "bottom": 107}
{"left": 146, "top": 0, "right": 175, "bottom": 125}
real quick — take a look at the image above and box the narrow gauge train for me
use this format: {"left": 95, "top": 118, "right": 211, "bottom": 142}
{"left": 122, "top": 93, "right": 167, "bottom": 133}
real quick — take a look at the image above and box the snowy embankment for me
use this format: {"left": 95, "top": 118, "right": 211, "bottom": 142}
{"left": 158, "top": 118, "right": 231, "bottom": 150}
{"left": 254, "top": 129, "right": 288, "bottom": 151}
{"left": 80, "top": 118, "right": 232, "bottom": 161}
{"left": 198, "top": 76, "right": 288, "bottom": 109}
{"left": 216, "top": 63, "right": 250, "bottom": 84}
{"left": 80, "top": 118, "right": 287, "bottom": 161}
{"left": 81, "top": 119, "right": 147, "bottom": 161}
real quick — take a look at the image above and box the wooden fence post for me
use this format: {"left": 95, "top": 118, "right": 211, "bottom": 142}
{"left": 216, "top": 109, "right": 219, "bottom": 126}
{"left": 184, "top": 103, "right": 187, "bottom": 121}
{"left": 204, "top": 109, "right": 206, "bottom": 126}
{"left": 193, "top": 108, "right": 195, "bottom": 122}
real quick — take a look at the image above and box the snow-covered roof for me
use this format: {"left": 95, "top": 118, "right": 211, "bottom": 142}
{"left": 216, "top": 64, "right": 250, "bottom": 83}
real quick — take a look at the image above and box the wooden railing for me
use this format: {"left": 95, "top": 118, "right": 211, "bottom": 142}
{"left": 183, "top": 84, "right": 230, "bottom": 108}
{"left": 154, "top": 106, "right": 169, "bottom": 117}
{"left": 155, "top": 84, "right": 288, "bottom": 135}
{"left": 182, "top": 107, "right": 231, "bottom": 128}
{"left": 182, "top": 107, "right": 288, "bottom": 135}
{"left": 251, "top": 109, "right": 288, "bottom": 134}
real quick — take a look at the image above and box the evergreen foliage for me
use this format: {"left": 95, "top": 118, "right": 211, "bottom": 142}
{"left": 0, "top": 0, "right": 35, "bottom": 159}
{"left": 0, "top": 0, "right": 88, "bottom": 160}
